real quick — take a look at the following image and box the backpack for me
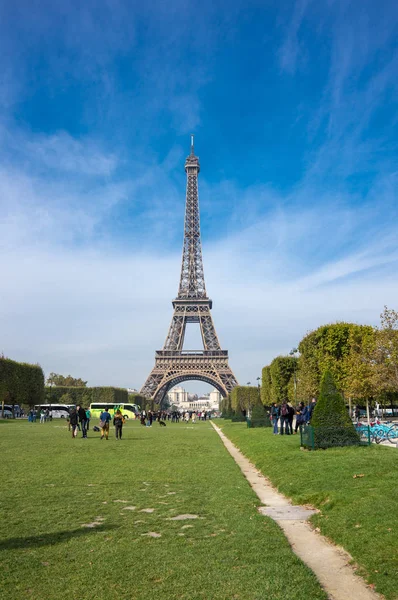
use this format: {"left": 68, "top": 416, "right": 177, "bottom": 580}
{"left": 281, "top": 403, "right": 288, "bottom": 417}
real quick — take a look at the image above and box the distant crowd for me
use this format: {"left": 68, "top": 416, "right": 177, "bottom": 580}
{"left": 65, "top": 406, "right": 212, "bottom": 440}
{"left": 139, "top": 409, "right": 211, "bottom": 427}
{"left": 270, "top": 398, "right": 317, "bottom": 435}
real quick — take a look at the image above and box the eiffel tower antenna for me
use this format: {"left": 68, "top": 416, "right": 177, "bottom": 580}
{"left": 140, "top": 137, "right": 238, "bottom": 405}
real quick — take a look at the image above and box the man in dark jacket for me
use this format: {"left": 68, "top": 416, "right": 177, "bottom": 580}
{"left": 294, "top": 401, "right": 305, "bottom": 433}
{"left": 280, "top": 401, "right": 290, "bottom": 435}
{"left": 69, "top": 408, "right": 79, "bottom": 438}
{"left": 77, "top": 405, "right": 88, "bottom": 438}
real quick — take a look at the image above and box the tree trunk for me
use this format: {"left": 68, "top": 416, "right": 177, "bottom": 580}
{"left": 366, "top": 399, "right": 370, "bottom": 425}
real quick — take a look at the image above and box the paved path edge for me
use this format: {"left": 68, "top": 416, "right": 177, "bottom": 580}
{"left": 211, "top": 422, "right": 381, "bottom": 600}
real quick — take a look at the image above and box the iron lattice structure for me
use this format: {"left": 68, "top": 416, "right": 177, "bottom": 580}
{"left": 140, "top": 137, "right": 238, "bottom": 405}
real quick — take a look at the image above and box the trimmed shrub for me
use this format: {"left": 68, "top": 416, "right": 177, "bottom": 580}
{"left": 221, "top": 395, "right": 234, "bottom": 419}
{"left": 231, "top": 412, "right": 246, "bottom": 422}
{"left": 44, "top": 386, "right": 128, "bottom": 406}
{"left": 231, "top": 386, "right": 260, "bottom": 412}
{"left": 128, "top": 393, "right": 148, "bottom": 410}
{"left": 269, "top": 356, "right": 297, "bottom": 404}
{"left": 0, "top": 357, "right": 44, "bottom": 407}
{"left": 311, "top": 370, "right": 360, "bottom": 449}
{"left": 261, "top": 366, "right": 272, "bottom": 406}
{"left": 250, "top": 403, "right": 271, "bottom": 428}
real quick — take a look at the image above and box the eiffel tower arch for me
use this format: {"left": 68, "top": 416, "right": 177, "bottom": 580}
{"left": 140, "top": 136, "right": 238, "bottom": 405}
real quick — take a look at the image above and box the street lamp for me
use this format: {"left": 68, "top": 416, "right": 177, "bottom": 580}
{"left": 256, "top": 376, "right": 261, "bottom": 404}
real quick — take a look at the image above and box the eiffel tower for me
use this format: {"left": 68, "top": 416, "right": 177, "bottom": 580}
{"left": 140, "top": 136, "right": 238, "bottom": 405}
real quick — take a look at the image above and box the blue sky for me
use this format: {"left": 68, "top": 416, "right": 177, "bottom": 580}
{"left": 1, "top": 0, "right": 397, "bottom": 392}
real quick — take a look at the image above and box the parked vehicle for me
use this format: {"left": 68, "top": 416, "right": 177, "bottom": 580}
{"left": 89, "top": 403, "right": 140, "bottom": 420}
{"left": 34, "top": 404, "right": 73, "bottom": 418}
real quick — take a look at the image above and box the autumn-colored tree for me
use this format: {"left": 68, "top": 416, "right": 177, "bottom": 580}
{"left": 46, "top": 373, "right": 87, "bottom": 387}
{"left": 343, "top": 326, "right": 377, "bottom": 421}
{"left": 374, "top": 306, "right": 398, "bottom": 393}
{"left": 298, "top": 323, "right": 374, "bottom": 400}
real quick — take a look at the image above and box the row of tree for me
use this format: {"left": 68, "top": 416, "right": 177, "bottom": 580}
{"left": 261, "top": 307, "right": 398, "bottom": 411}
{"left": 45, "top": 386, "right": 128, "bottom": 407}
{"left": 46, "top": 373, "right": 87, "bottom": 387}
{"left": 0, "top": 356, "right": 44, "bottom": 409}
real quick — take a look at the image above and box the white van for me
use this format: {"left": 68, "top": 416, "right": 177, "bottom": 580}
{"left": 34, "top": 404, "right": 73, "bottom": 418}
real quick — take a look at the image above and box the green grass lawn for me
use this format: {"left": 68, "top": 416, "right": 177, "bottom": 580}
{"left": 220, "top": 421, "right": 398, "bottom": 600}
{"left": 0, "top": 419, "right": 327, "bottom": 600}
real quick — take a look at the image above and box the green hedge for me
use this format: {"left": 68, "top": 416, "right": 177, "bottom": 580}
{"left": 261, "top": 366, "right": 272, "bottom": 405}
{"left": 311, "top": 370, "right": 359, "bottom": 449}
{"left": 231, "top": 386, "right": 261, "bottom": 412}
{"left": 231, "top": 413, "right": 246, "bottom": 422}
{"left": 0, "top": 357, "right": 44, "bottom": 407}
{"left": 220, "top": 395, "right": 234, "bottom": 418}
{"left": 44, "top": 386, "right": 128, "bottom": 406}
{"left": 128, "top": 393, "right": 149, "bottom": 411}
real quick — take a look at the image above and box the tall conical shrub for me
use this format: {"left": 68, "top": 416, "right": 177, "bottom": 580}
{"left": 311, "top": 370, "right": 359, "bottom": 448}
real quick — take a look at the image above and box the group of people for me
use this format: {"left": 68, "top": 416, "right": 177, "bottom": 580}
{"left": 139, "top": 409, "right": 211, "bottom": 427}
{"left": 68, "top": 405, "right": 124, "bottom": 440}
{"left": 270, "top": 398, "right": 317, "bottom": 435}
{"left": 28, "top": 408, "right": 43, "bottom": 422}
{"left": 68, "top": 405, "right": 91, "bottom": 438}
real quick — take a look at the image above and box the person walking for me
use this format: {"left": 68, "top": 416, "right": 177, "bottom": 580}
{"left": 77, "top": 405, "right": 87, "bottom": 438}
{"left": 294, "top": 401, "right": 305, "bottom": 433}
{"left": 113, "top": 409, "right": 124, "bottom": 440}
{"left": 192, "top": 412, "right": 196, "bottom": 424}
{"left": 99, "top": 406, "right": 111, "bottom": 440}
{"left": 69, "top": 407, "right": 79, "bottom": 438}
{"left": 40, "top": 409, "right": 46, "bottom": 424}
{"left": 271, "top": 403, "right": 280, "bottom": 434}
{"left": 280, "top": 401, "right": 290, "bottom": 435}
{"left": 287, "top": 402, "right": 295, "bottom": 435}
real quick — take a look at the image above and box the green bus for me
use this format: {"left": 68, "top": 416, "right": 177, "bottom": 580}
{"left": 89, "top": 403, "right": 140, "bottom": 420}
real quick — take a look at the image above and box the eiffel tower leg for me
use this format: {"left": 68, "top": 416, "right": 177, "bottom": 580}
{"left": 164, "top": 313, "right": 186, "bottom": 351}
{"left": 199, "top": 309, "right": 221, "bottom": 350}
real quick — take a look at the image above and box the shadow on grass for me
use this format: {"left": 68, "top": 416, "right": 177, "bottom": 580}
{"left": 0, "top": 524, "right": 117, "bottom": 551}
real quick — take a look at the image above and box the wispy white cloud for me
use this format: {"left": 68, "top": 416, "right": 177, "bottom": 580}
{"left": 278, "top": 0, "right": 314, "bottom": 73}
{"left": 2, "top": 172, "right": 398, "bottom": 389}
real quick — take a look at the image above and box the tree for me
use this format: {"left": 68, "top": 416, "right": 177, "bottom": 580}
{"left": 343, "top": 326, "right": 377, "bottom": 422}
{"left": 269, "top": 356, "right": 297, "bottom": 404}
{"left": 298, "top": 322, "right": 374, "bottom": 400}
{"left": 374, "top": 306, "right": 398, "bottom": 392}
{"left": 261, "top": 366, "right": 272, "bottom": 406}
{"left": 59, "top": 392, "right": 73, "bottom": 405}
{"left": 46, "top": 373, "right": 87, "bottom": 387}
{"left": 311, "top": 370, "right": 359, "bottom": 449}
